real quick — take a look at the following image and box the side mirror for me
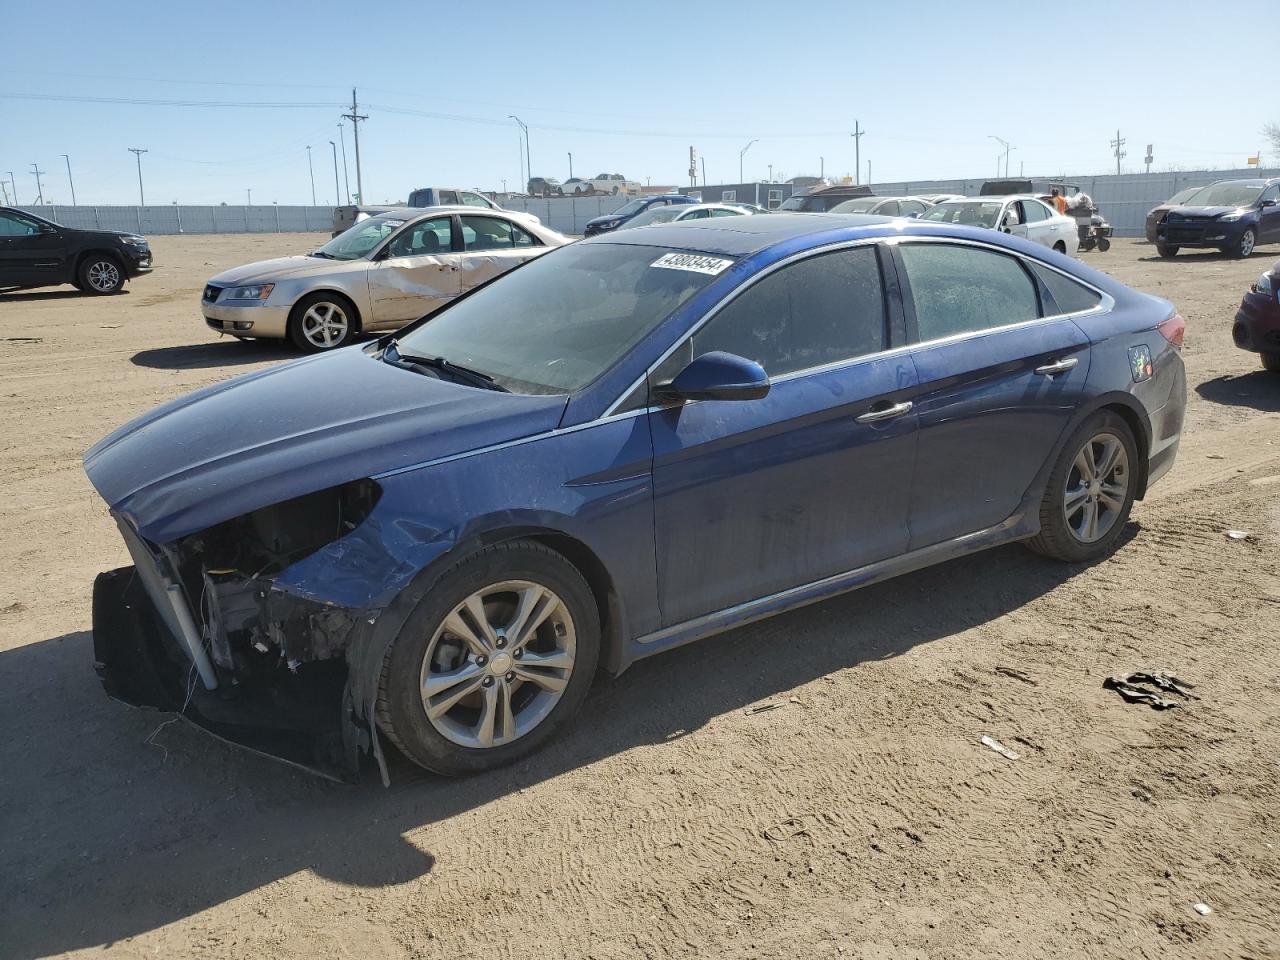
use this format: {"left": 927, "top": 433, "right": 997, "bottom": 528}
{"left": 40, "top": 223, "right": 57, "bottom": 235}
{"left": 655, "top": 351, "right": 770, "bottom": 403}
{"left": 1263, "top": 198, "right": 1277, "bottom": 208}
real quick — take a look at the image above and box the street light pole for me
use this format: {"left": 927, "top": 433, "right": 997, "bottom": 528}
{"left": 567, "top": 151, "right": 573, "bottom": 178}
{"left": 337, "top": 124, "right": 351, "bottom": 204}
{"left": 328, "top": 141, "right": 340, "bottom": 206}
{"left": 306, "top": 146, "right": 316, "bottom": 205}
{"left": 509, "top": 116, "right": 531, "bottom": 190}
{"left": 739, "top": 139, "right": 757, "bottom": 183}
{"left": 988, "top": 136, "right": 1013, "bottom": 179}
{"left": 820, "top": 156, "right": 824, "bottom": 178}
{"left": 127, "top": 148, "right": 147, "bottom": 205}
{"left": 60, "top": 154, "right": 77, "bottom": 206}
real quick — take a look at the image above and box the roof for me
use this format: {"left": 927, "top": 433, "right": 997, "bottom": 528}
{"left": 586, "top": 213, "right": 896, "bottom": 257}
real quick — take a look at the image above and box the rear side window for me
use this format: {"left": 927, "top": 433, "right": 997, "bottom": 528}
{"left": 1030, "top": 263, "right": 1103, "bottom": 315}
{"left": 1020, "top": 200, "right": 1049, "bottom": 222}
{"left": 439, "top": 190, "right": 460, "bottom": 205}
{"left": 460, "top": 216, "right": 538, "bottom": 250}
{"left": 460, "top": 191, "right": 491, "bottom": 208}
{"left": 690, "top": 246, "right": 887, "bottom": 377}
{"left": 899, "top": 243, "right": 1040, "bottom": 341}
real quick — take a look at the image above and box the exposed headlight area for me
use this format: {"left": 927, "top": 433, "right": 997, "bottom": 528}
{"left": 224, "top": 283, "right": 275, "bottom": 302}
{"left": 120, "top": 234, "right": 150, "bottom": 248}
{"left": 1257, "top": 271, "right": 1275, "bottom": 298}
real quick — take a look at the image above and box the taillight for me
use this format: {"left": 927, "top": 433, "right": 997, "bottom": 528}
{"left": 1157, "top": 312, "right": 1185, "bottom": 348}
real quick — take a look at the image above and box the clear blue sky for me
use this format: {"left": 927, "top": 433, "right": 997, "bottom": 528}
{"left": 1, "top": 0, "right": 1271, "bottom": 206}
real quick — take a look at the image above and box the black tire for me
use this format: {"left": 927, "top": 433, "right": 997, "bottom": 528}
{"left": 1262, "top": 352, "right": 1280, "bottom": 373}
{"left": 1097, "top": 237, "right": 1111, "bottom": 252}
{"left": 376, "top": 540, "right": 600, "bottom": 776}
{"left": 287, "top": 291, "right": 358, "bottom": 352}
{"left": 78, "top": 253, "right": 125, "bottom": 294}
{"left": 1232, "top": 228, "right": 1257, "bottom": 259}
{"left": 1156, "top": 244, "right": 1178, "bottom": 258}
{"left": 1025, "top": 411, "right": 1139, "bottom": 563}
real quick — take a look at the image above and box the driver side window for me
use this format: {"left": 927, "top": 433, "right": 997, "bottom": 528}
{"left": 0, "top": 212, "right": 39, "bottom": 237}
{"left": 386, "top": 217, "right": 452, "bottom": 258}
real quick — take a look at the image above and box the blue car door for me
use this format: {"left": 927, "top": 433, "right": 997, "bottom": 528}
{"left": 647, "top": 243, "right": 919, "bottom": 626}
{"left": 890, "top": 240, "right": 1094, "bottom": 549}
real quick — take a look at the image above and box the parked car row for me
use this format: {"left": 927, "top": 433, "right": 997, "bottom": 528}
{"left": 1149, "top": 178, "right": 1280, "bottom": 259}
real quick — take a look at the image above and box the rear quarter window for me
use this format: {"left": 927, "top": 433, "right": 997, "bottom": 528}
{"left": 1029, "top": 263, "right": 1102, "bottom": 315}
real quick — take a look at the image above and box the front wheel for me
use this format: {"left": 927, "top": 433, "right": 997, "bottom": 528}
{"left": 1232, "top": 228, "right": 1256, "bottom": 258}
{"left": 1026, "top": 411, "right": 1139, "bottom": 563}
{"left": 79, "top": 254, "right": 125, "bottom": 294}
{"left": 1156, "top": 244, "right": 1178, "bottom": 258}
{"left": 287, "top": 292, "right": 357, "bottom": 352}
{"left": 1262, "top": 352, "right": 1280, "bottom": 373}
{"left": 376, "top": 540, "right": 600, "bottom": 776}
{"left": 1097, "top": 237, "right": 1111, "bottom": 252}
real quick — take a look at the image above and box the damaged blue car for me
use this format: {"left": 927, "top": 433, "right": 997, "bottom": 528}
{"left": 86, "top": 214, "right": 1186, "bottom": 781}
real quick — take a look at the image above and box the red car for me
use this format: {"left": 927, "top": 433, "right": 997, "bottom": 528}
{"left": 1234, "top": 259, "right": 1280, "bottom": 372}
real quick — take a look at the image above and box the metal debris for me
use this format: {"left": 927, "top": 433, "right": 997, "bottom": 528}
{"left": 980, "top": 735, "right": 1020, "bottom": 761}
{"left": 1104, "top": 670, "right": 1197, "bottom": 709}
{"left": 1127, "top": 671, "right": 1198, "bottom": 700}
{"left": 1224, "top": 529, "right": 1251, "bottom": 541}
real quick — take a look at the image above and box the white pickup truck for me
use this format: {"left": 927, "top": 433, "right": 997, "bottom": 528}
{"left": 329, "top": 187, "right": 503, "bottom": 236}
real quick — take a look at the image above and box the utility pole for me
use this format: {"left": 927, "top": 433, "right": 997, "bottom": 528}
{"left": 1144, "top": 143, "right": 1153, "bottom": 174}
{"left": 6, "top": 172, "right": 16, "bottom": 204}
{"left": 30, "top": 163, "right": 46, "bottom": 204}
{"left": 1110, "top": 129, "right": 1126, "bottom": 176}
{"left": 567, "top": 151, "right": 573, "bottom": 178}
{"left": 128, "top": 148, "right": 147, "bottom": 205}
{"left": 851, "top": 121, "right": 866, "bottom": 185}
{"left": 988, "top": 135, "right": 1013, "bottom": 179}
{"left": 60, "top": 155, "right": 76, "bottom": 206}
{"left": 341, "top": 89, "right": 367, "bottom": 204}
{"left": 509, "top": 116, "right": 531, "bottom": 191}
{"left": 247, "top": 188, "right": 252, "bottom": 206}
{"left": 0, "top": 179, "right": 7, "bottom": 204}
{"left": 867, "top": 160, "right": 871, "bottom": 185}
{"left": 700, "top": 156, "right": 706, "bottom": 187}
{"left": 768, "top": 163, "right": 773, "bottom": 182}
{"left": 328, "top": 141, "right": 340, "bottom": 206}
{"left": 306, "top": 146, "right": 316, "bottom": 205}
{"left": 739, "top": 139, "right": 757, "bottom": 183}
{"left": 690, "top": 146, "right": 698, "bottom": 188}
{"left": 337, "top": 123, "right": 351, "bottom": 204}
{"left": 819, "top": 156, "right": 824, "bottom": 178}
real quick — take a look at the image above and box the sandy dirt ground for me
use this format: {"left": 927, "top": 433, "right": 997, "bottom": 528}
{"left": 1, "top": 234, "right": 1278, "bottom": 960}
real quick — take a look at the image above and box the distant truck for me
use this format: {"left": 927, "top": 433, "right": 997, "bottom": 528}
{"left": 979, "top": 179, "right": 1081, "bottom": 199}
{"left": 330, "top": 186, "right": 503, "bottom": 236}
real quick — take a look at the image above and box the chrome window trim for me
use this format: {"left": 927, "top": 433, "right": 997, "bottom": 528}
{"left": 600, "top": 233, "right": 1112, "bottom": 418}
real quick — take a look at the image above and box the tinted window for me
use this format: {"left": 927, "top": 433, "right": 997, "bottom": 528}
{"left": 875, "top": 200, "right": 900, "bottom": 216}
{"left": 710, "top": 208, "right": 740, "bottom": 217}
{"left": 690, "top": 246, "right": 886, "bottom": 378}
{"left": 1030, "top": 263, "right": 1102, "bottom": 315}
{"left": 680, "top": 208, "right": 711, "bottom": 220}
{"left": 387, "top": 217, "right": 452, "bottom": 257}
{"left": 0, "top": 213, "right": 39, "bottom": 237}
{"left": 899, "top": 200, "right": 926, "bottom": 217}
{"left": 439, "top": 190, "right": 460, "bottom": 205}
{"left": 899, "top": 243, "right": 1040, "bottom": 341}
{"left": 1021, "top": 200, "right": 1049, "bottom": 222}
{"left": 461, "top": 216, "right": 538, "bottom": 251}
{"left": 460, "top": 191, "right": 491, "bottom": 208}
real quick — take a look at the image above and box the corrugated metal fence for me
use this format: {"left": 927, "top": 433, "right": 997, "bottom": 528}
{"left": 12, "top": 204, "right": 334, "bottom": 235}
{"left": 498, "top": 195, "right": 632, "bottom": 235}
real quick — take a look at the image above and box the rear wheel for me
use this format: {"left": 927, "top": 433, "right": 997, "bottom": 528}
{"left": 79, "top": 254, "right": 125, "bottom": 294}
{"left": 287, "top": 292, "right": 357, "bottom": 352}
{"left": 1097, "top": 237, "right": 1111, "bottom": 252}
{"left": 1262, "top": 352, "right": 1280, "bottom": 373}
{"left": 1053, "top": 241, "right": 1067, "bottom": 253}
{"left": 376, "top": 540, "right": 600, "bottom": 776}
{"left": 1156, "top": 244, "right": 1178, "bottom": 258}
{"left": 1026, "top": 411, "right": 1138, "bottom": 563}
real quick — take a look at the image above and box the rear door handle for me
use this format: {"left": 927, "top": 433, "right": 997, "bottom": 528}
{"left": 1035, "top": 357, "right": 1079, "bottom": 376}
{"left": 855, "top": 400, "right": 913, "bottom": 424}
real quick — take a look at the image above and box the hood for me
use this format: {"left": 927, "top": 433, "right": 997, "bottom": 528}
{"left": 585, "top": 213, "right": 624, "bottom": 227}
{"left": 1166, "top": 205, "right": 1247, "bottom": 220}
{"left": 208, "top": 255, "right": 355, "bottom": 285}
{"left": 84, "top": 348, "right": 567, "bottom": 544}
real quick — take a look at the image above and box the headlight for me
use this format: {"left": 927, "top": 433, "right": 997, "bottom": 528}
{"left": 1258, "top": 272, "right": 1274, "bottom": 296}
{"left": 224, "top": 283, "right": 275, "bottom": 301}
{"left": 1220, "top": 212, "right": 1243, "bottom": 222}
{"left": 121, "top": 235, "right": 148, "bottom": 247}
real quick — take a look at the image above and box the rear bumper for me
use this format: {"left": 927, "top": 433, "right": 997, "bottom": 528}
{"left": 1233, "top": 290, "right": 1280, "bottom": 354}
{"left": 93, "top": 565, "right": 365, "bottom": 781}
{"left": 202, "top": 300, "right": 291, "bottom": 338}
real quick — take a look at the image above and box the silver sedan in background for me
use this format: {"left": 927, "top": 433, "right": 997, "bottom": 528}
{"left": 202, "top": 208, "right": 569, "bottom": 351}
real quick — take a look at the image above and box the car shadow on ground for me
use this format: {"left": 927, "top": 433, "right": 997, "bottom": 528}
{"left": 0, "top": 533, "right": 1132, "bottom": 958}
{"left": 1137, "top": 248, "right": 1276, "bottom": 263}
{"left": 0, "top": 287, "right": 126, "bottom": 302}
{"left": 1195, "top": 371, "right": 1280, "bottom": 412}
{"left": 131, "top": 339, "right": 292, "bottom": 370}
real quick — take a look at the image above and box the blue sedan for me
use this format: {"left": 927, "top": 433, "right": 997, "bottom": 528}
{"left": 85, "top": 214, "right": 1187, "bottom": 780}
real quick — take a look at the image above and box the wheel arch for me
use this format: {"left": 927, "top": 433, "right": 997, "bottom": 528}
{"left": 74, "top": 247, "right": 124, "bottom": 279}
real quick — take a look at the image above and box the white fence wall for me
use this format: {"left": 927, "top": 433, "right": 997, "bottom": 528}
{"left": 499, "top": 195, "right": 632, "bottom": 235}
{"left": 12, "top": 205, "right": 334, "bottom": 235}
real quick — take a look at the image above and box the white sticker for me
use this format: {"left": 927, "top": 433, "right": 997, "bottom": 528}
{"left": 650, "top": 252, "right": 734, "bottom": 276}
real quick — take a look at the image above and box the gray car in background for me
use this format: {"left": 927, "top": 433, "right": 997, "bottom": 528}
{"left": 203, "top": 207, "right": 568, "bottom": 351}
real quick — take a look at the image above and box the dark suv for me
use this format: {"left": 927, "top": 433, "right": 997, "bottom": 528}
{"left": 1155, "top": 179, "right": 1280, "bottom": 258}
{"left": 0, "top": 207, "right": 153, "bottom": 294}
{"left": 582, "top": 194, "right": 696, "bottom": 236}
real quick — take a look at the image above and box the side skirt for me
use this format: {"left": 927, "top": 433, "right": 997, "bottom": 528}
{"left": 623, "top": 512, "right": 1035, "bottom": 668}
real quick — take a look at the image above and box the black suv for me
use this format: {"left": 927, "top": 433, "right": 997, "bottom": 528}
{"left": 777, "top": 184, "right": 874, "bottom": 212}
{"left": 0, "top": 207, "right": 153, "bottom": 294}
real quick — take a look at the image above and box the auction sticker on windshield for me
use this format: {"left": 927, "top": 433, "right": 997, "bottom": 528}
{"left": 650, "top": 252, "right": 734, "bottom": 275}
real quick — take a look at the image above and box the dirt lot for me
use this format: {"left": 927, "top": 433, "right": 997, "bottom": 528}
{"left": 1, "top": 235, "right": 1278, "bottom": 960}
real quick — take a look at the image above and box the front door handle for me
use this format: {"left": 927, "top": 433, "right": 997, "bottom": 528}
{"left": 1035, "top": 357, "right": 1079, "bottom": 376}
{"left": 855, "top": 400, "right": 913, "bottom": 424}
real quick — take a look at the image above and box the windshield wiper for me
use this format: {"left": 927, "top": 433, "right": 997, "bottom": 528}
{"left": 309, "top": 250, "right": 336, "bottom": 259}
{"left": 383, "top": 339, "right": 508, "bottom": 392}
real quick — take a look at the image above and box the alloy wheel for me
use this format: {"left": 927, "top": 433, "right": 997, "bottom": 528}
{"left": 419, "top": 580, "right": 577, "bottom": 749}
{"left": 301, "top": 301, "right": 349, "bottom": 348}
{"left": 1240, "top": 230, "right": 1255, "bottom": 257}
{"left": 87, "top": 260, "right": 120, "bottom": 292}
{"left": 1063, "top": 431, "right": 1130, "bottom": 543}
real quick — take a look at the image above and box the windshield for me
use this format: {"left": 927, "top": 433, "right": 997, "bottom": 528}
{"left": 611, "top": 198, "right": 649, "bottom": 217}
{"left": 314, "top": 217, "right": 405, "bottom": 260}
{"left": 778, "top": 196, "right": 806, "bottom": 210}
{"left": 1184, "top": 182, "right": 1263, "bottom": 208}
{"left": 829, "top": 198, "right": 880, "bottom": 213}
{"left": 393, "top": 242, "right": 729, "bottom": 394}
{"left": 1167, "top": 187, "right": 1200, "bottom": 204}
{"left": 920, "top": 201, "right": 1005, "bottom": 228}
{"left": 619, "top": 206, "right": 682, "bottom": 229}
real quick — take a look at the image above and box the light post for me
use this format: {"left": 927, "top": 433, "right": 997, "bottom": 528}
{"left": 567, "top": 151, "right": 573, "bottom": 179}
{"left": 60, "top": 154, "right": 77, "bottom": 206}
{"left": 306, "top": 146, "right": 316, "bottom": 205}
{"left": 337, "top": 124, "right": 351, "bottom": 204}
{"left": 328, "top": 141, "right": 340, "bottom": 206}
{"left": 739, "top": 139, "right": 757, "bottom": 182}
{"left": 989, "top": 135, "right": 1013, "bottom": 178}
{"left": 820, "top": 156, "right": 824, "bottom": 178}
{"left": 509, "top": 115, "right": 531, "bottom": 190}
